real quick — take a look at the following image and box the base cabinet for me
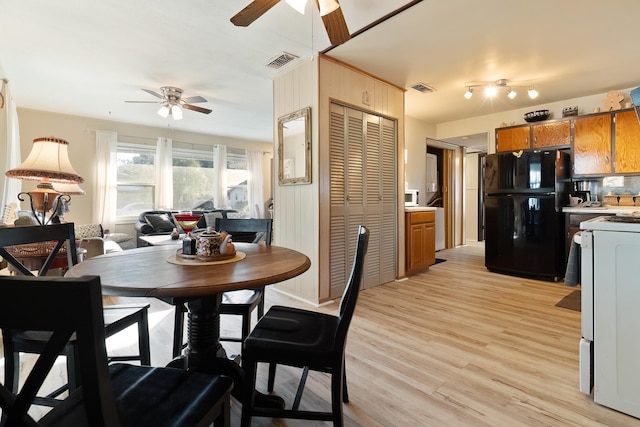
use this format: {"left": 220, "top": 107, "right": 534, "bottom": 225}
{"left": 405, "top": 211, "right": 436, "bottom": 274}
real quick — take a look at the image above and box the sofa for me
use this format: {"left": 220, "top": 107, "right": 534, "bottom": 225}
{"left": 75, "top": 224, "right": 135, "bottom": 258}
{"left": 134, "top": 210, "right": 238, "bottom": 247}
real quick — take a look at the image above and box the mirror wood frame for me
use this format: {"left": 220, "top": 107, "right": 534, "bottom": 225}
{"left": 278, "top": 107, "right": 311, "bottom": 185}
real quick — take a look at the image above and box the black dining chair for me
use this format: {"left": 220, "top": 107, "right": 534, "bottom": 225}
{"left": 170, "top": 218, "right": 273, "bottom": 358}
{"left": 0, "top": 223, "right": 151, "bottom": 408}
{"left": 241, "top": 225, "right": 369, "bottom": 427}
{"left": 0, "top": 275, "right": 233, "bottom": 426}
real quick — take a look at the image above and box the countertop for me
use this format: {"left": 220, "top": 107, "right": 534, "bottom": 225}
{"left": 405, "top": 206, "right": 437, "bottom": 212}
{"left": 562, "top": 206, "right": 640, "bottom": 214}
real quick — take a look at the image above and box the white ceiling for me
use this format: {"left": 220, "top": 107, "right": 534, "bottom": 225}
{"left": 1, "top": 0, "right": 640, "bottom": 146}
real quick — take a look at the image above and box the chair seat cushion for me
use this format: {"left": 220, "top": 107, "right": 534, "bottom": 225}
{"left": 40, "top": 364, "right": 233, "bottom": 426}
{"left": 220, "top": 288, "right": 263, "bottom": 309}
{"left": 244, "top": 306, "right": 340, "bottom": 367}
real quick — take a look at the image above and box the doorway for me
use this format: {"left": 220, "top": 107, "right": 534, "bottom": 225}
{"left": 432, "top": 133, "right": 488, "bottom": 247}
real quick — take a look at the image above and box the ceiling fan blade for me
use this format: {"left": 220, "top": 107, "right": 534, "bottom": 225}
{"left": 125, "top": 100, "right": 162, "bottom": 104}
{"left": 231, "top": 0, "right": 281, "bottom": 27}
{"left": 141, "top": 88, "right": 164, "bottom": 99}
{"left": 181, "top": 95, "right": 207, "bottom": 104}
{"left": 319, "top": 2, "right": 350, "bottom": 46}
{"left": 183, "top": 104, "right": 212, "bottom": 114}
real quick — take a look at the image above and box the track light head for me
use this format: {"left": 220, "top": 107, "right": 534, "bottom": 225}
{"left": 464, "top": 87, "right": 473, "bottom": 99}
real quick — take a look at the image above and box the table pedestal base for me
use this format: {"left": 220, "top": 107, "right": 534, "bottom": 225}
{"left": 165, "top": 295, "right": 284, "bottom": 409}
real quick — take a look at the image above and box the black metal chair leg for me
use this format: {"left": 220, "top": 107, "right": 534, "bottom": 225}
{"left": 3, "top": 331, "right": 19, "bottom": 394}
{"left": 138, "top": 308, "right": 151, "bottom": 365}
{"left": 331, "top": 363, "right": 345, "bottom": 427}
{"left": 267, "top": 363, "right": 277, "bottom": 392}
{"left": 172, "top": 304, "right": 186, "bottom": 358}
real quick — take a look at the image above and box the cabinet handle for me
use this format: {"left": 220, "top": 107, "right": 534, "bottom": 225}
{"left": 606, "top": 156, "right": 609, "bottom": 164}
{"left": 346, "top": 195, "right": 351, "bottom": 201}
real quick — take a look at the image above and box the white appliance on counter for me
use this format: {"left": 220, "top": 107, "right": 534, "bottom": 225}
{"left": 579, "top": 215, "right": 640, "bottom": 419}
{"left": 404, "top": 189, "right": 419, "bottom": 207}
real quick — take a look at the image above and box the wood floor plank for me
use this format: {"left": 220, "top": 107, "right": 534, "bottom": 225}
{"left": 2, "top": 242, "right": 638, "bottom": 426}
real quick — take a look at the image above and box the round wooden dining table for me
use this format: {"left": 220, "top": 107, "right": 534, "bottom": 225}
{"left": 65, "top": 242, "right": 310, "bottom": 402}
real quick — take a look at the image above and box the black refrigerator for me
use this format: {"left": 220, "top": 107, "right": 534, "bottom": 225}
{"left": 484, "top": 150, "right": 570, "bottom": 281}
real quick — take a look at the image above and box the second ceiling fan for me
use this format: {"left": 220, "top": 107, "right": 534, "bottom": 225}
{"left": 231, "top": 0, "right": 350, "bottom": 46}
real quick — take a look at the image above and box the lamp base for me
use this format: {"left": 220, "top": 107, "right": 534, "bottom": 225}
{"left": 17, "top": 181, "right": 68, "bottom": 225}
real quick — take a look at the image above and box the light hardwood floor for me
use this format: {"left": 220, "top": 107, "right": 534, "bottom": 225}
{"left": 3, "top": 242, "right": 639, "bottom": 426}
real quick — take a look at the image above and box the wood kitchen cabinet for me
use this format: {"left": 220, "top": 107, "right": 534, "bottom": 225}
{"left": 532, "top": 120, "right": 571, "bottom": 148}
{"left": 495, "top": 125, "right": 531, "bottom": 152}
{"left": 573, "top": 113, "right": 613, "bottom": 175}
{"left": 405, "top": 210, "right": 436, "bottom": 274}
{"left": 613, "top": 109, "right": 640, "bottom": 173}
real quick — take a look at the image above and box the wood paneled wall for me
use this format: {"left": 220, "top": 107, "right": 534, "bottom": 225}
{"left": 272, "top": 54, "right": 405, "bottom": 304}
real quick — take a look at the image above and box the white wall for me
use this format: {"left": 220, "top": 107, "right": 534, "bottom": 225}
{"left": 15, "top": 108, "right": 273, "bottom": 235}
{"left": 404, "top": 115, "right": 437, "bottom": 206}
{"left": 272, "top": 57, "right": 318, "bottom": 302}
{"left": 465, "top": 152, "right": 479, "bottom": 242}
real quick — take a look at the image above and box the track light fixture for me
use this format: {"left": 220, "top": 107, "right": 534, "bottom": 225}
{"left": 463, "top": 79, "right": 539, "bottom": 100}
{"left": 464, "top": 87, "right": 473, "bottom": 99}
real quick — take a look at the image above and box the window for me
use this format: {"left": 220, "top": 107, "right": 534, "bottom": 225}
{"left": 226, "top": 148, "right": 248, "bottom": 212}
{"left": 172, "top": 147, "right": 214, "bottom": 211}
{"left": 115, "top": 142, "right": 249, "bottom": 218}
{"left": 116, "top": 143, "right": 155, "bottom": 217}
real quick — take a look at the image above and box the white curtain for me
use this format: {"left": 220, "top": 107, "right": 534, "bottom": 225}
{"left": 94, "top": 131, "right": 118, "bottom": 232}
{"left": 247, "top": 149, "right": 264, "bottom": 218}
{"left": 213, "top": 144, "right": 228, "bottom": 209}
{"left": 1, "top": 79, "right": 22, "bottom": 217}
{"left": 155, "top": 137, "right": 173, "bottom": 209}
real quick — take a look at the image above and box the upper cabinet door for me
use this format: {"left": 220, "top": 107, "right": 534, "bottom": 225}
{"left": 496, "top": 125, "right": 531, "bottom": 152}
{"left": 614, "top": 110, "right": 640, "bottom": 174}
{"left": 573, "top": 114, "right": 613, "bottom": 175}
{"left": 532, "top": 121, "right": 571, "bottom": 148}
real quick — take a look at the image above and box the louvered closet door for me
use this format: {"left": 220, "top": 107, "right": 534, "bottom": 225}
{"left": 379, "top": 117, "right": 397, "bottom": 285}
{"left": 329, "top": 103, "right": 397, "bottom": 296}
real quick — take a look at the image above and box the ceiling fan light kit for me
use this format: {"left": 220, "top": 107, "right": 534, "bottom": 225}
{"left": 126, "top": 86, "right": 212, "bottom": 120}
{"left": 464, "top": 79, "right": 539, "bottom": 100}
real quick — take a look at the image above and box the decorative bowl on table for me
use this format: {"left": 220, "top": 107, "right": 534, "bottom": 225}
{"left": 174, "top": 213, "right": 203, "bottom": 234}
{"left": 524, "top": 109, "right": 550, "bottom": 122}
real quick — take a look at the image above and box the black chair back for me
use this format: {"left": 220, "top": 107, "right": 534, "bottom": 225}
{"left": 0, "top": 223, "right": 77, "bottom": 276}
{"left": 214, "top": 218, "right": 273, "bottom": 244}
{"left": 0, "top": 275, "right": 119, "bottom": 426}
{"left": 336, "top": 225, "right": 369, "bottom": 347}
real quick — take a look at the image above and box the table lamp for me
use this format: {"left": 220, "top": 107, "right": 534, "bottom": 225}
{"left": 5, "top": 136, "right": 84, "bottom": 224}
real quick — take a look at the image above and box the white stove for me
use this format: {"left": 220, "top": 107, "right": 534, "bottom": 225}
{"left": 580, "top": 214, "right": 640, "bottom": 232}
{"left": 578, "top": 215, "right": 640, "bottom": 419}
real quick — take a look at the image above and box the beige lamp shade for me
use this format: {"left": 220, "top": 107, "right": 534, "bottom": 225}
{"left": 5, "top": 136, "right": 84, "bottom": 184}
{"left": 53, "top": 182, "right": 86, "bottom": 195}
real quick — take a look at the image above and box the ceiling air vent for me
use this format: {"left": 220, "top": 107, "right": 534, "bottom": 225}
{"left": 266, "top": 52, "right": 299, "bottom": 70}
{"left": 409, "top": 82, "right": 436, "bottom": 93}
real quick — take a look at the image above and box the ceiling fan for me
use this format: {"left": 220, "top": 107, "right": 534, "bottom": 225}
{"left": 125, "top": 86, "right": 212, "bottom": 120}
{"left": 231, "top": 0, "right": 350, "bottom": 47}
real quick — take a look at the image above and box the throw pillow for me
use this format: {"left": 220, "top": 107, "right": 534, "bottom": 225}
{"left": 144, "top": 213, "right": 175, "bottom": 232}
{"left": 203, "top": 212, "right": 223, "bottom": 228}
